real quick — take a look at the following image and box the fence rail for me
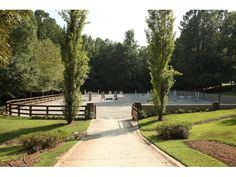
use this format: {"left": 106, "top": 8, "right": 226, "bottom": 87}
{"left": 5, "top": 94, "right": 88, "bottom": 119}
{"left": 6, "top": 104, "right": 87, "bottom": 118}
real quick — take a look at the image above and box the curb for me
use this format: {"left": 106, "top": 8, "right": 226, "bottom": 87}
{"left": 54, "top": 119, "right": 95, "bottom": 167}
{"left": 132, "top": 121, "right": 185, "bottom": 167}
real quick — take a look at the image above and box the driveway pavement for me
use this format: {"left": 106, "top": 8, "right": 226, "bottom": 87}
{"left": 55, "top": 94, "right": 181, "bottom": 167}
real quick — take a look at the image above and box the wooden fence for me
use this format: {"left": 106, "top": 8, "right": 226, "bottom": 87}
{"left": 131, "top": 103, "right": 140, "bottom": 121}
{"left": 5, "top": 94, "right": 88, "bottom": 119}
{"left": 6, "top": 93, "right": 63, "bottom": 109}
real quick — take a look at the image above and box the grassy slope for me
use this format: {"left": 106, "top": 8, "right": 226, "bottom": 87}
{"left": 138, "top": 109, "right": 236, "bottom": 166}
{"left": 0, "top": 115, "right": 90, "bottom": 143}
{"left": 0, "top": 116, "right": 90, "bottom": 165}
{"left": 138, "top": 109, "right": 236, "bottom": 131}
{"left": 34, "top": 140, "right": 78, "bottom": 166}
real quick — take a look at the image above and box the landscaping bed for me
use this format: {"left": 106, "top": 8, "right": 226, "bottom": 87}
{"left": 138, "top": 109, "right": 236, "bottom": 166}
{"left": 185, "top": 140, "right": 236, "bottom": 166}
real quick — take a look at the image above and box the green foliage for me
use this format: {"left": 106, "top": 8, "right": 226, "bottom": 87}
{"left": 157, "top": 121, "right": 192, "bottom": 139}
{"left": 139, "top": 110, "right": 147, "bottom": 119}
{"left": 0, "top": 10, "right": 30, "bottom": 66}
{"left": 0, "top": 10, "right": 65, "bottom": 104}
{"left": 0, "top": 12, "right": 38, "bottom": 103}
{"left": 34, "top": 140, "right": 77, "bottom": 166}
{"left": 0, "top": 115, "right": 91, "bottom": 144}
{"left": 35, "top": 10, "right": 64, "bottom": 46}
{"left": 138, "top": 115, "right": 236, "bottom": 166}
{"left": 82, "top": 32, "right": 151, "bottom": 92}
{"left": 60, "top": 10, "right": 89, "bottom": 124}
{"left": 146, "top": 10, "right": 180, "bottom": 121}
{"left": 177, "top": 108, "right": 186, "bottom": 114}
{"left": 138, "top": 108, "right": 236, "bottom": 131}
{"left": 20, "top": 130, "right": 68, "bottom": 153}
{"left": 31, "top": 39, "right": 64, "bottom": 91}
{"left": 172, "top": 10, "right": 230, "bottom": 90}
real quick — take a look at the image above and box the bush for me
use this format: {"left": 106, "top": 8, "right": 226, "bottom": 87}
{"left": 177, "top": 108, "right": 185, "bottom": 114}
{"left": 139, "top": 110, "right": 147, "bottom": 119}
{"left": 147, "top": 112, "right": 156, "bottom": 117}
{"left": 20, "top": 130, "right": 68, "bottom": 153}
{"left": 157, "top": 121, "right": 192, "bottom": 140}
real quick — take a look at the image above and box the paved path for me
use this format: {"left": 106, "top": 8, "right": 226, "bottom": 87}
{"left": 55, "top": 94, "right": 180, "bottom": 167}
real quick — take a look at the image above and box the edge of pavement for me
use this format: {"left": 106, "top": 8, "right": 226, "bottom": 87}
{"left": 54, "top": 119, "right": 95, "bottom": 167}
{"left": 131, "top": 120, "right": 185, "bottom": 167}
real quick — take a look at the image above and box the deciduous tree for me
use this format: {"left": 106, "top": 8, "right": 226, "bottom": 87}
{"left": 60, "top": 10, "right": 89, "bottom": 124}
{"left": 146, "top": 10, "right": 179, "bottom": 121}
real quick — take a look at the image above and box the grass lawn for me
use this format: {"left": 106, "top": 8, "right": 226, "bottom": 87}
{"left": 34, "top": 140, "right": 77, "bottom": 166}
{"left": 138, "top": 108, "right": 236, "bottom": 131}
{"left": 0, "top": 115, "right": 91, "bottom": 166}
{"left": 138, "top": 109, "right": 236, "bottom": 166}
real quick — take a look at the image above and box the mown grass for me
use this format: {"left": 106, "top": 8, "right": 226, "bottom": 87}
{"left": 0, "top": 115, "right": 90, "bottom": 143}
{"left": 138, "top": 108, "right": 236, "bottom": 131}
{"left": 34, "top": 140, "right": 77, "bottom": 166}
{"left": 0, "top": 145, "right": 24, "bottom": 163}
{"left": 0, "top": 115, "right": 90, "bottom": 166}
{"left": 138, "top": 109, "right": 236, "bottom": 166}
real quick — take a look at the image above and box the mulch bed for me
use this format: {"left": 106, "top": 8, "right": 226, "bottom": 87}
{"left": 185, "top": 140, "right": 236, "bottom": 166}
{"left": 0, "top": 152, "right": 41, "bottom": 167}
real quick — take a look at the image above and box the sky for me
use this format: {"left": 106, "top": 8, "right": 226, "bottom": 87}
{"left": 47, "top": 9, "right": 187, "bottom": 46}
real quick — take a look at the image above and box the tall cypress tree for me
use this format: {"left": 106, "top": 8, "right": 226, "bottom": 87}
{"left": 60, "top": 10, "right": 89, "bottom": 124}
{"left": 146, "top": 10, "right": 179, "bottom": 121}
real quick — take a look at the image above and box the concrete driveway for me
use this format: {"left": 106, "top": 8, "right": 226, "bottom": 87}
{"left": 55, "top": 94, "right": 182, "bottom": 167}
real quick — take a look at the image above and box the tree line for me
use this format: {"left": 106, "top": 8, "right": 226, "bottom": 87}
{"left": 0, "top": 10, "right": 64, "bottom": 105}
{"left": 172, "top": 10, "right": 236, "bottom": 92}
{"left": 1, "top": 10, "right": 236, "bottom": 107}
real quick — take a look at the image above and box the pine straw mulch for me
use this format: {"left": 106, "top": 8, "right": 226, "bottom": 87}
{"left": 185, "top": 140, "right": 236, "bottom": 166}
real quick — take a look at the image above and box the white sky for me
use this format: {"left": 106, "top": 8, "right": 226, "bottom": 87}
{"left": 47, "top": 9, "right": 187, "bottom": 46}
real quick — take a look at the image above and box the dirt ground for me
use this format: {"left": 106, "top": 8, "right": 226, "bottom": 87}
{"left": 185, "top": 140, "right": 236, "bottom": 166}
{"left": 0, "top": 151, "right": 41, "bottom": 167}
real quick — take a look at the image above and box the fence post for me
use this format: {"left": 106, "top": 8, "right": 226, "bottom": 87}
{"left": 9, "top": 103, "right": 12, "bottom": 115}
{"left": 86, "top": 103, "right": 96, "bottom": 119}
{"left": 18, "top": 105, "right": 20, "bottom": 116}
{"left": 133, "top": 102, "right": 142, "bottom": 120}
{"left": 5, "top": 103, "right": 8, "bottom": 114}
{"left": 29, "top": 105, "right": 32, "bottom": 117}
{"left": 46, "top": 106, "right": 49, "bottom": 117}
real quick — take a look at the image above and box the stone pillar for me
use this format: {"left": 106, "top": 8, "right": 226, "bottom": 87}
{"left": 86, "top": 103, "right": 96, "bottom": 119}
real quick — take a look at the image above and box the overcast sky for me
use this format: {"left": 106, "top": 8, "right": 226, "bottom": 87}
{"left": 47, "top": 9, "right": 187, "bottom": 46}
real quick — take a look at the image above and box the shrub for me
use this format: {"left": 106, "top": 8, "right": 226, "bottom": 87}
{"left": 177, "top": 108, "right": 185, "bottom": 114}
{"left": 139, "top": 110, "right": 147, "bottom": 119}
{"left": 194, "top": 107, "right": 201, "bottom": 112}
{"left": 187, "top": 110, "right": 193, "bottom": 113}
{"left": 147, "top": 112, "right": 156, "bottom": 117}
{"left": 20, "top": 130, "right": 68, "bottom": 153}
{"left": 157, "top": 121, "right": 192, "bottom": 140}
